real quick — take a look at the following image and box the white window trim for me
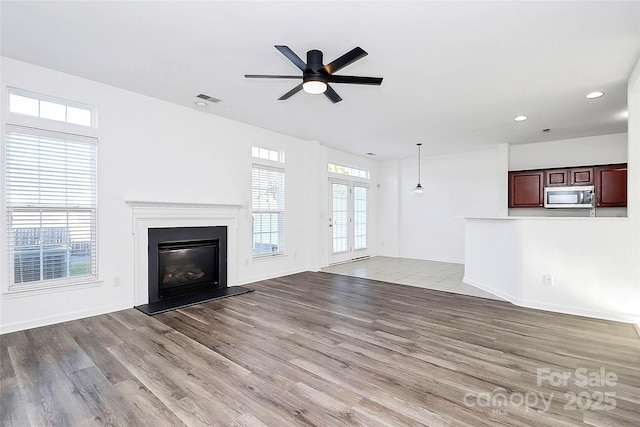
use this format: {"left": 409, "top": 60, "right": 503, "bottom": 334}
{"left": 251, "top": 162, "right": 285, "bottom": 258}
{"left": 7, "top": 87, "right": 98, "bottom": 128}
{"left": 251, "top": 145, "right": 285, "bottom": 164}
{"left": 4, "top": 124, "right": 99, "bottom": 294}
{"left": 329, "top": 178, "right": 370, "bottom": 255}
{"left": 328, "top": 162, "right": 370, "bottom": 181}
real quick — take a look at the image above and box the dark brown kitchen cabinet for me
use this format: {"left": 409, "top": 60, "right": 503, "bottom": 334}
{"left": 595, "top": 164, "right": 627, "bottom": 207}
{"left": 545, "top": 167, "right": 593, "bottom": 186}
{"left": 545, "top": 169, "right": 568, "bottom": 186}
{"left": 509, "top": 170, "right": 544, "bottom": 208}
{"left": 569, "top": 167, "right": 594, "bottom": 185}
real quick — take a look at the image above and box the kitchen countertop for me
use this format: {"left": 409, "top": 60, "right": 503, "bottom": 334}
{"left": 465, "top": 216, "right": 631, "bottom": 221}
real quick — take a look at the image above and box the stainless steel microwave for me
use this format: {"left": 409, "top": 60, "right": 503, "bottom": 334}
{"left": 544, "top": 185, "right": 594, "bottom": 208}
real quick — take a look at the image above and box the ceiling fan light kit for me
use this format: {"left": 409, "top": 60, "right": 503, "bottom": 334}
{"left": 245, "top": 45, "right": 383, "bottom": 103}
{"left": 302, "top": 77, "right": 327, "bottom": 94}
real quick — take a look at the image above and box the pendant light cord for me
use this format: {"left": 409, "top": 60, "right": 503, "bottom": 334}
{"left": 417, "top": 143, "right": 422, "bottom": 185}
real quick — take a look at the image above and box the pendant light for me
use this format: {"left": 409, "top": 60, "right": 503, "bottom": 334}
{"left": 412, "top": 143, "right": 425, "bottom": 195}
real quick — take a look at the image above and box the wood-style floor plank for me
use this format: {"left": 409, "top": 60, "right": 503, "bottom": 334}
{"left": 1, "top": 271, "right": 639, "bottom": 426}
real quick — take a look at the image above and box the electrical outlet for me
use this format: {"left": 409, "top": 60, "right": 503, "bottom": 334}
{"left": 113, "top": 276, "right": 121, "bottom": 287}
{"left": 543, "top": 275, "right": 553, "bottom": 286}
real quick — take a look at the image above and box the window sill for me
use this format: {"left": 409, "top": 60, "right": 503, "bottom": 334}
{"left": 4, "top": 279, "right": 103, "bottom": 299}
{"left": 252, "top": 252, "right": 286, "bottom": 261}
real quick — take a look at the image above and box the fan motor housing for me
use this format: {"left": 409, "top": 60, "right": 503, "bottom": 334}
{"left": 306, "top": 49, "right": 324, "bottom": 73}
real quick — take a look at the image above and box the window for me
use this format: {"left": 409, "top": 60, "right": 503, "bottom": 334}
{"left": 5, "top": 125, "right": 98, "bottom": 290}
{"left": 252, "top": 146, "right": 285, "bottom": 163}
{"left": 252, "top": 165, "right": 285, "bottom": 256}
{"left": 328, "top": 162, "right": 369, "bottom": 179}
{"left": 8, "top": 88, "right": 96, "bottom": 127}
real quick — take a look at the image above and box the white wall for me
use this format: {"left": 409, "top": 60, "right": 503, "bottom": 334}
{"left": 509, "top": 133, "right": 628, "bottom": 170}
{"left": 628, "top": 49, "right": 640, "bottom": 220}
{"left": 0, "top": 57, "right": 322, "bottom": 333}
{"left": 520, "top": 218, "right": 639, "bottom": 321}
{"left": 465, "top": 218, "right": 640, "bottom": 323}
{"left": 377, "top": 159, "right": 400, "bottom": 257}
{"left": 381, "top": 146, "right": 504, "bottom": 264}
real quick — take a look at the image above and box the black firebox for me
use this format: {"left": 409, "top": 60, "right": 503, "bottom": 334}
{"left": 135, "top": 226, "right": 252, "bottom": 315}
{"left": 157, "top": 238, "right": 220, "bottom": 299}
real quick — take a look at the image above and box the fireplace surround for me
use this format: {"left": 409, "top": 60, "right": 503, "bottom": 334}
{"left": 127, "top": 201, "right": 253, "bottom": 315}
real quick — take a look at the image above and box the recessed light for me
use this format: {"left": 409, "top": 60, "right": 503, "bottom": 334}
{"left": 194, "top": 101, "right": 208, "bottom": 107}
{"left": 586, "top": 91, "right": 604, "bottom": 99}
{"left": 514, "top": 115, "right": 528, "bottom": 122}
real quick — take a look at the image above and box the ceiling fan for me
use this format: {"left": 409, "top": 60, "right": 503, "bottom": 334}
{"left": 245, "top": 45, "right": 383, "bottom": 103}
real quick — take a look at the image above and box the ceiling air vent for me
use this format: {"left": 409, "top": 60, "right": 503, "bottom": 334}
{"left": 196, "top": 93, "right": 221, "bottom": 103}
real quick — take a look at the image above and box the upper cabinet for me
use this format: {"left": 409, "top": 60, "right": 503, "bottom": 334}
{"left": 595, "top": 164, "right": 627, "bottom": 207}
{"left": 569, "top": 167, "right": 594, "bottom": 186}
{"left": 509, "top": 163, "right": 627, "bottom": 209}
{"left": 545, "top": 169, "right": 569, "bottom": 186}
{"left": 508, "top": 170, "right": 544, "bottom": 208}
{"left": 544, "top": 167, "right": 594, "bottom": 186}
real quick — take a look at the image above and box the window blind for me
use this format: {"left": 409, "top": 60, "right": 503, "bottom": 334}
{"left": 5, "top": 125, "right": 98, "bottom": 289}
{"left": 251, "top": 165, "right": 285, "bottom": 256}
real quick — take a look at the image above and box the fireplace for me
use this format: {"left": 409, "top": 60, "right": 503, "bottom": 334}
{"left": 135, "top": 225, "right": 252, "bottom": 315}
{"left": 157, "top": 238, "right": 220, "bottom": 298}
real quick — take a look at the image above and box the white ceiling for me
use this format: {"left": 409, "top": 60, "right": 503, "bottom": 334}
{"left": 2, "top": 1, "right": 639, "bottom": 159}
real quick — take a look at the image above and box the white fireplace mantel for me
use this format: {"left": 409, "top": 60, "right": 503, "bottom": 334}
{"left": 126, "top": 200, "right": 244, "bottom": 212}
{"left": 126, "top": 201, "right": 244, "bottom": 305}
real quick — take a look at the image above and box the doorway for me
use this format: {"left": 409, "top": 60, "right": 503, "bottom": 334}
{"left": 329, "top": 180, "right": 368, "bottom": 264}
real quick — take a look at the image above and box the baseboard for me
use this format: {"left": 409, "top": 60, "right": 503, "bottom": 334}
{"left": 463, "top": 277, "right": 638, "bottom": 324}
{"left": 0, "top": 301, "right": 132, "bottom": 334}
{"left": 462, "top": 276, "right": 516, "bottom": 303}
{"left": 1, "top": 268, "right": 313, "bottom": 334}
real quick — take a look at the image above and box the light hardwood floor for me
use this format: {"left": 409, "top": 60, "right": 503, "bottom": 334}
{"left": 1, "top": 272, "right": 639, "bottom": 426}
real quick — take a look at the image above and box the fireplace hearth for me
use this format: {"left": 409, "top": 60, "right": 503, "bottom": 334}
{"left": 135, "top": 226, "right": 252, "bottom": 315}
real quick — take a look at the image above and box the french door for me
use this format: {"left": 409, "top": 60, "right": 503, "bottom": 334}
{"left": 329, "top": 180, "right": 368, "bottom": 264}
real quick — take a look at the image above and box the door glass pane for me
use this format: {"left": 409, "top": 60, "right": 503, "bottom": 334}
{"left": 353, "top": 186, "right": 367, "bottom": 250}
{"left": 332, "top": 183, "right": 348, "bottom": 253}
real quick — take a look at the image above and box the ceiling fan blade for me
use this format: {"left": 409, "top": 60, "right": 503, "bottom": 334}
{"left": 323, "top": 47, "right": 367, "bottom": 74}
{"left": 275, "top": 45, "right": 307, "bottom": 72}
{"left": 324, "top": 85, "right": 342, "bottom": 103}
{"left": 245, "top": 74, "right": 302, "bottom": 79}
{"left": 326, "top": 75, "right": 383, "bottom": 85}
{"left": 278, "top": 83, "right": 304, "bottom": 100}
